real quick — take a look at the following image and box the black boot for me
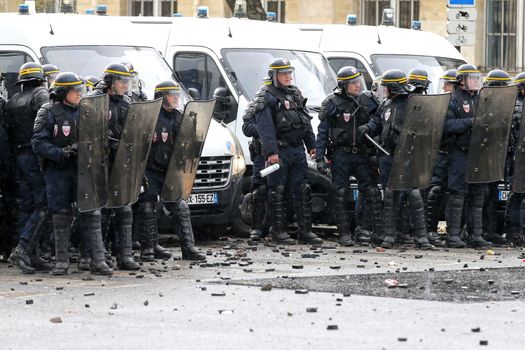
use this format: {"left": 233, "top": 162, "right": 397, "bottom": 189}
{"left": 467, "top": 191, "right": 492, "bottom": 248}
{"left": 175, "top": 200, "right": 205, "bottom": 260}
{"left": 407, "top": 190, "right": 433, "bottom": 250}
{"left": 295, "top": 184, "right": 322, "bottom": 245}
{"left": 78, "top": 223, "right": 91, "bottom": 271}
{"left": 426, "top": 185, "right": 446, "bottom": 247}
{"left": 268, "top": 186, "right": 294, "bottom": 244}
{"left": 334, "top": 188, "right": 354, "bottom": 246}
{"left": 52, "top": 211, "right": 73, "bottom": 276}
{"left": 381, "top": 189, "right": 396, "bottom": 248}
{"left": 131, "top": 202, "right": 142, "bottom": 250}
{"left": 139, "top": 201, "right": 156, "bottom": 262}
{"left": 81, "top": 210, "right": 112, "bottom": 275}
{"left": 353, "top": 192, "right": 368, "bottom": 245}
{"left": 154, "top": 242, "right": 172, "bottom": 260}
{"left": 27, "top": 210, "right": 53, "bottom": 272}
{"left": 365, "top": 186, "right": 384, "bottom": 245}
{"left": 445, "top": 194, "right": 467, "bottom": 248}
{"left": 8, "top": 240, "right": 35, "bottom": 274}
{"left": 249, "top": 185, "right": 267, "bottom": 241}
{"left": 115, "top": 207, "right": 140, "bottom": 270}
{"left": 100, "top": 209, "right": 114, "bottom": 268}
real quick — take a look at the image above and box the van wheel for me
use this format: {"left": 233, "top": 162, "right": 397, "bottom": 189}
{"left": 231, "top": 193, "right": 252, "bottom": 237}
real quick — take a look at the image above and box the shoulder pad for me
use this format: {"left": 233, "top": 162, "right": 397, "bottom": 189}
{"left": 243, "top": 101, "right": 256, "bottom": 121}
{"left": 360, "top": 91, "right": 379, "bottom": 108}
{"left": 32, "top": 87, "right": 50, "bottom": 110}
{"left": 254, "top": 86, "right": 270, "bottom": 112}
{"left": 319, "top": 95, "right": 335, "bottom": 121}
{"left": 33, "top": 103, "right": 52, "bottom": 133}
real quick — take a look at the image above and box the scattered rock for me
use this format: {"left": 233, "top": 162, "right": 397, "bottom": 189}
{"left": 471, "top": 327, "right": 481, "bottom": 333}
{"left": 25, "top": 299, "right": 33, "bottom": 305}
{"left": 84, "top": 292, "right": 95, "bottom": 297}
{"left": 50, "top": 317, "right": 62, "bottom": 324}
{"left": 306, "top": 307, "right": 318, "bottom": 313}
{"left": 295, "top": 289, "right": 308, "bottom": 295}
{"left": 211, "top": 292, "right": 226, "bottom": 297}
{"left": 292, "top": 265, "right": 303, "bottom": 269}
{"left": 326, "top": 325, "right": 338, "bottom": 330}
{"left": 110, "top": 303, "right": 118, "bottom": 310}
{"left": 261, "top": 283, "right": 272, "bottom": 291}
{"left": 144, "top": 300, "right": 149, "bottom": 306}
{"left": 480, "top": 340, "right": 488, "bottom": 346}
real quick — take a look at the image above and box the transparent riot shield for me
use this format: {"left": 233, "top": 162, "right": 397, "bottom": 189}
{"left": 160, "top": 100, "right": 215, "bottom": 202}
{"left": 77, "top": 94, "right": 109, "bottom": 212}
{"left": 466, "top": 85, "right": 518, "bottom": 183}
{"left": 388, "top": 93, "right": 451, "bottom": 190}
{"left": 106, "top": 99, "right": 162, "bottom": 208}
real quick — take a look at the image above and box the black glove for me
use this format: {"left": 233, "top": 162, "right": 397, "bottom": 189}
{"left": 316, "top": 159, "right": 329, "bottom": 175}
{"left": 358, "top": 124, "right": 369, "bottom": 136}
{"left": 62, "top": 143, "right": 78, "bottom": 159}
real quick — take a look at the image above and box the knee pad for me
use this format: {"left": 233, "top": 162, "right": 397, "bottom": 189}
{"left": 176, "top": 200, "right": 191, "bottom": 219}
{"left": 269, "top": 186, "right": 285, "bottom": 202}
{"left": 407, "top": 190, "right": 424, "bottom": 209}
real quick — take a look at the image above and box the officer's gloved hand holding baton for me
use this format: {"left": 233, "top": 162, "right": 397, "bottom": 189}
{"left": 357, "top": 125, "right": 369, "bottom": 141}
{"left": 62, "top": 142, "right": 78, "bottom": 159}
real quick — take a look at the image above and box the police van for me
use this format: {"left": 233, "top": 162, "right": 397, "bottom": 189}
{"left": 0, "top": 11, "right": 245, "bottom": 235}
{"left": 124, "top": 15, "right": 339, "bottom": 233}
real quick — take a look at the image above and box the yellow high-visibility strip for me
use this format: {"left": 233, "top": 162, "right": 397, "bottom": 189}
{"left": 54, "top": 81, "right": 83, "bottom": 86}
{"left": 19, "top": 68, "right": 43, "bottom": 74}
{"left": 457, "top": 69, "right": 480, "bottom": 74}
{"left": 382, "top": 77, "right": 407, "bottom": 83}
{"left": 441, "top": 76, "right": 456, "bottom": 81}
{"left": 104, "top": 69, "right": 131, "bottom": 76}
{"left": 44, "top": 70, "right": 60, "bottom": 75}
{"left": 409, "top": 74, "right": 428, "bottom": 80}
{"left": 338, "top": 72, "right": 361, "bottom": 81}
{"left": 154, "top": 86, "right": 180, "bottom": 91}
{"left": 263, "top": 81, "right": 272, "bottom": 85}
{"left": 515, "top": 78, "right": 525, "bottom": 83}
{"left": 486, "top": 76, "right": 511, "bottom": 81}
{"left": 269, "top": 65, "right": 292, "bottom": 69}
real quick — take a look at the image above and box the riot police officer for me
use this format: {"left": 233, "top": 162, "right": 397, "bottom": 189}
{"left": 442, "top": 64, "right": 492, "bottom": 248}
{"left": 84, "top": 76, "right": 100, "bottom": 94}
{"left": 255, "top": 58, "right": 322, "bottom": 245}
{"left": 122, "top": 62, "right": 147, "bottom": 102}
{"left": 6, "top": 62, "right": 51, "bottom": 273}
{"left": 136, "top": 80, "right": 205, "bottom": 261}
{"left": 361, "top": 69, "right": 432, "bottom": 249}
{"left": 316, "top": 66, "right": 382, "bottom": 246}
{"left": 212, "top": 86, "right": 232, "bottom": 122}
{"left": 506, "top": 72, "right": 525, "bottom": 246}
{"left": 480, "top": 69, "right": 512, "bottom": 245}
{"left": 91, "top": 63, "right": 141, "bottom": 270}
{"left": 408, "top": 68, "right": 430, "bottom": 94}
{"left": 32, "top": 72, "right": 112, "bottom": 275}
{"left": 424, "top": 69, "right": 461, "bottom": 248}
{"left": 42, "top": 64, "right": 60, "bottom": 88}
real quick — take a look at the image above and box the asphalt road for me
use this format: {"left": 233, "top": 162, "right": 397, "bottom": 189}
{"left": 0, "top": 238, "right": 524, "bottom": 350}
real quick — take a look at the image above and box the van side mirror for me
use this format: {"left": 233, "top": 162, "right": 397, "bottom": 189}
{"left": 188, "top": 88, "right": 200, "bottom": 100}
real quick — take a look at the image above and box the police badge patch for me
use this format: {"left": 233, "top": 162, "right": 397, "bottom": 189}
{"left": 463, "top": 101, "right": 470, "bottom": 113}
{"left": 152, "top": 132, "right": 158, "bottom": 143}
{"left": 343, "top": 113, "right": 351, "bottom": 122}
{"left": 62, "top": 121, "right": 71, "bottom": 137}
{"left": 384, "top": 108, "right": 391, "bottom": 121}
{"left": 161, "top": 128, "right": 168, "bottom": 143}
{"left": 53, "top": 124, "right": 58, "bottom": 137}
{"left": 284, "top": 100, "right": 290, "bottom": 110}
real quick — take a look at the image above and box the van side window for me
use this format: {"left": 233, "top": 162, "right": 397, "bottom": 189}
{"left": 174, "top": 52, "right": 227, "bottom": 100}
{"left": 328, "top": 57, "right": 373, "bottom": 90}
{"left": 0, "top": 51, "right": 32, "bottom": 97}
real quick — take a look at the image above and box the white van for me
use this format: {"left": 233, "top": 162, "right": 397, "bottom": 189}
{"left": 0, "top": 12, "right": 245, "bottom": 234}
{"left": 293, "top": 24, "right": 467, "bottom": 92}
{"left": 125, "top": 16, "right": 339, "bottom": 233}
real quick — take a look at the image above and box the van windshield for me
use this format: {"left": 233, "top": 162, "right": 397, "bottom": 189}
{"left": 222, "top": 49, "right": 337, "bottom": 107}
{"left": 371, "top": 54, "right": 466, "bottom": 93}
{"left": 41, "top": 45, "right": 184, "bottom": 100}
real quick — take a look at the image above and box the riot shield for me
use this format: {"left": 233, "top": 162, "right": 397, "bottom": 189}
{"left": 161, "top": 100, "right": 215, "bottom": 202}
{"left": 466, "top": 85, "right": 518, "bottom": 183}
{"left": 512, "top": 106, "right": 525, "bottom": 193}
{"left": 77, "top": 94, "right": 109, "bottom": 212}
{"left": 106, "top": 99, "right": 162, "bottom": 208}
{"left": 388, "top": 93, "right": 450, "bottom": 190}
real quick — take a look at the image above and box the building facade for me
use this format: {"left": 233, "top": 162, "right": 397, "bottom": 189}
{"left": 3, "top": 0, "right": 524, "bottom": 72}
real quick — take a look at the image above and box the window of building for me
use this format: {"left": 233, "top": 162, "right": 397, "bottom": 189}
{"left": 130, "top": 0, "right": 153, "bottom": 16}
{"left": 486, "top": 0, "right": 518, "bottom": 70}
{"left": 161, "top": 0, "right": 177, "bottom": 16}
{"left": 361, "top": 0, "right": 419, "bottom": 28}
{"left": 262, "top": 0, "right": 286, "bottom": 23}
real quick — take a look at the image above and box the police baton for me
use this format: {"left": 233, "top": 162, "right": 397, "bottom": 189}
{"left": 364, "top": 133, "right": 390, "bottom": 157}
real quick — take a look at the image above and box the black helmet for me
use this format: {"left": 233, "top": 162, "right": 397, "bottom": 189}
{"left": 154, "top": 80, "right": 180, "bottom": 100}
{"left": 456, "top": 64, "right": 482, "bottom": 91}
{"left": 441, "top": 69, "right": 458, "bottom": 84}
{"left": 336, "top": 66, "right": 363, "bottom": 90}
{"left": 514, "top": 72, "right": 525, "bottom": 91}
{"left": 43, "top": 64, "right": 60, "bottom": 77}
{"left": 84, "top": 75, "right": 100, "bottom": 90}
{"left": 102, "top": 62, "right": 132, "bottom": 86}
{"left": 50, "top": 72, "right": 84, "bottom": 102}
{"left": 408, "top": 68, "right": 430, "bottom": 88}
{"left": 212, "top": 86, "right": 230, "bottom": 104}
{"left": 121, "top": 62, "right": 138, "bottom": 77}
{"left": 212, "top": 86, "right": 231, "bottom": 120}
{"left": 268, "top": 58, "right": 294, "bottom": 76}
{"left": 484, "top": 69, "right": 511, "bottom": 87}
{"left": 17, "top": 62, "right": 45, "bottom": 84}
{"left": 381, "top": 69, "right": 408, "bottom": 95}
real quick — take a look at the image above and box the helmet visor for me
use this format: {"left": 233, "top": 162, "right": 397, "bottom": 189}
{"left": 463, "top": 72, "right": 482, "bottom": 91}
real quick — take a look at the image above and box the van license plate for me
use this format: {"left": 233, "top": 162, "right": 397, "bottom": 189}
{"left": 188, "top": 193, "right": 218, "bottom": 205}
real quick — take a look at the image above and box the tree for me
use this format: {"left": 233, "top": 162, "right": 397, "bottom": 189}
{"left": 225, "top": 0, "right": 266, "bottom": 20}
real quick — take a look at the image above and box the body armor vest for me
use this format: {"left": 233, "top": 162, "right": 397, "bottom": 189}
{"left": 379, "top": 95, "right": 408, "bottom": 153}
{"left": 148, "top": 108, "right": 182, "bottom": 172}
{"left": 6, "top": 87, "right": 46, "bottom": 146}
